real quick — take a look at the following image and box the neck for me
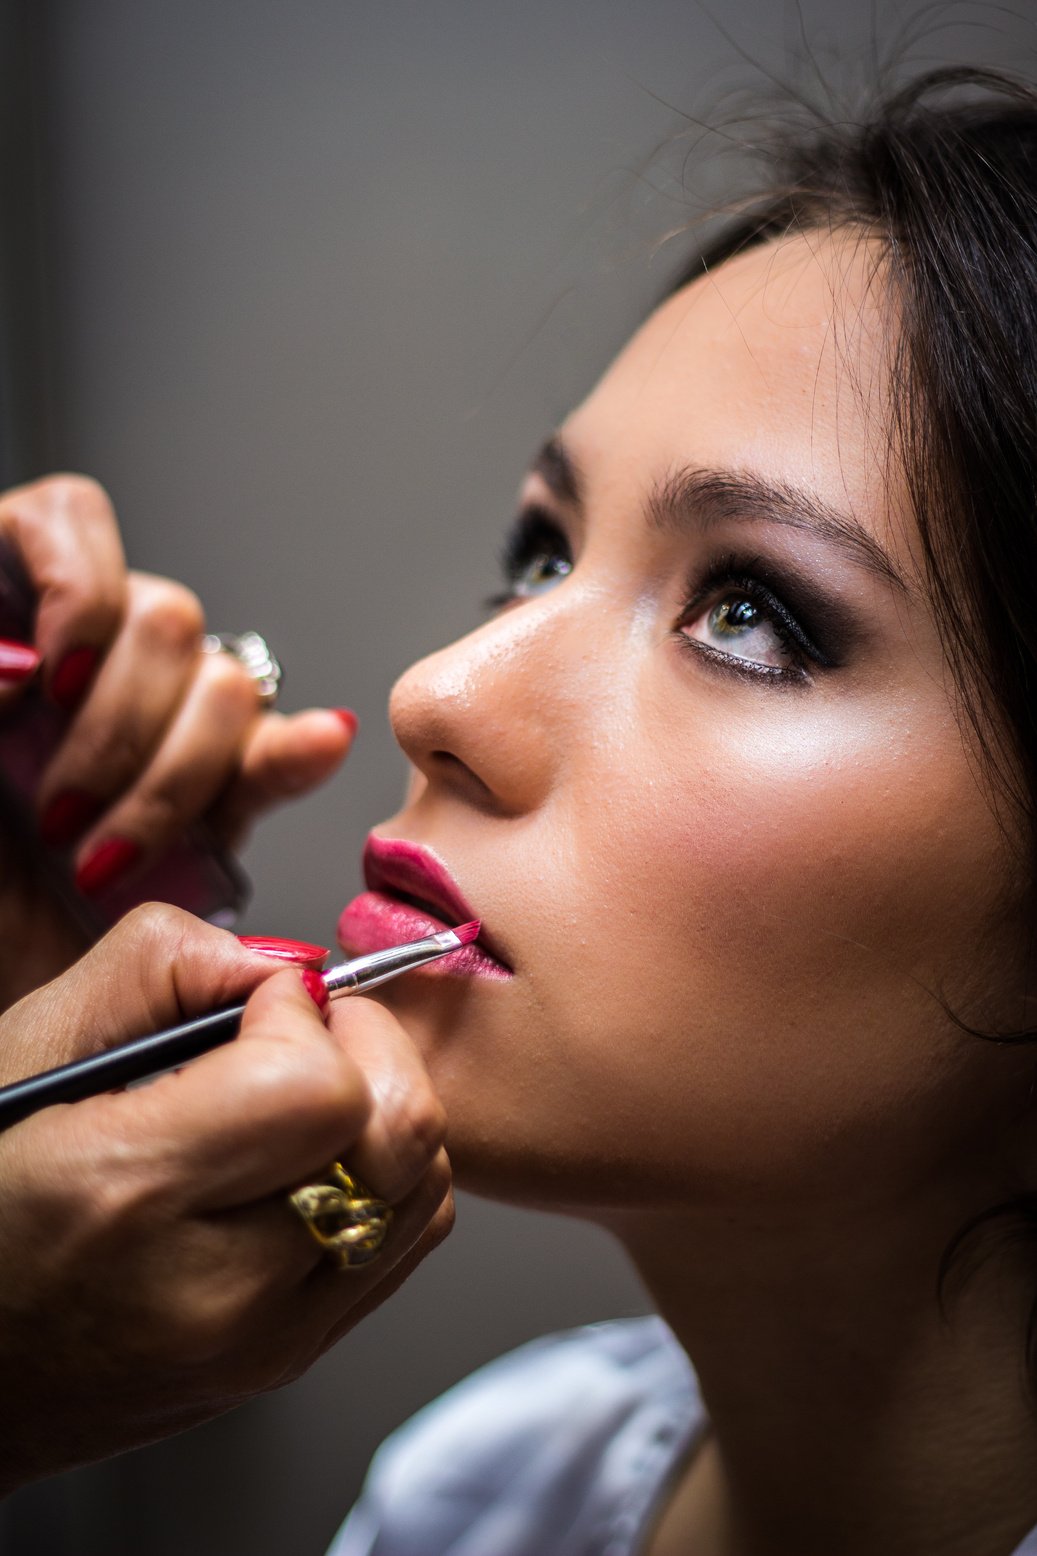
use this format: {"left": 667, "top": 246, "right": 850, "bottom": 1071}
{"left": 608, "top": 1178, "right": 1037, "bottom": 1556}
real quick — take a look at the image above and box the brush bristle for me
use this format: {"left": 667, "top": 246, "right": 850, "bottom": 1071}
{"left": 453, "top": 919, "right": 481, "bottom": 945}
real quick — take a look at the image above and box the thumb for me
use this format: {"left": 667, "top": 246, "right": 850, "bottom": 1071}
{"left": 0, "top": 904, "right": 293, "bottom": 1080}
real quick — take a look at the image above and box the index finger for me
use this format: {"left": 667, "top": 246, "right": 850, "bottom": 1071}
{"left": 0, "top": 474, "right": 128, "bottom": 699}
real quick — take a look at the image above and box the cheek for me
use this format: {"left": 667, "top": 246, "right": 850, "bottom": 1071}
{"left": 654, "top": 711, "right": 964, "bottom": 974}
{"left": 535, "top": 688, "right": 1016, "bottom": 1203}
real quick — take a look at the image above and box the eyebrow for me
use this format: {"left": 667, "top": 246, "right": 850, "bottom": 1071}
{"left": 532, "top": 438, "right": 582, "bottom": 507}
{"left": 531, "top": 437, "right": 908, "bottom": 594}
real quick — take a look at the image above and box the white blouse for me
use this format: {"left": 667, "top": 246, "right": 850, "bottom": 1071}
{"left": 327, "top": 1316, "right": 1037, "bottom": 1556}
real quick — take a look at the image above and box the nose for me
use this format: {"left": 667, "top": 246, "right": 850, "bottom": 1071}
{"left": 389, "top": 596, "right": 579, "bottom": 816}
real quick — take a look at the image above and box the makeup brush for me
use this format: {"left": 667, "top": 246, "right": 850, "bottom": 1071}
{"left": 0, "top": 921, "right": 481, "bottom": 1132}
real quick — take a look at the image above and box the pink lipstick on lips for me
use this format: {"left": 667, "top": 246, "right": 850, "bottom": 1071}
{"left": 337, "top": 835, "right": 512, "bottom": 980}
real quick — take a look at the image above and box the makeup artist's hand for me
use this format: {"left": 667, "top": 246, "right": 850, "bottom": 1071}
{"left": 0, "top": 903, "right": 453, "bottom": 1496}
{"left": 0, "top": 473, "right": 357, "bottom": 1001}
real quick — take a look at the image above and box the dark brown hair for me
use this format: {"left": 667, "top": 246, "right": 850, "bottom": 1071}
{"left": 669, "top": 64, "right": 1037, "bottom": 1377}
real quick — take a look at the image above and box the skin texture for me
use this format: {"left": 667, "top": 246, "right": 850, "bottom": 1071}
{"left": 357, "top": 233, "right": 1037, "bottom": 1553}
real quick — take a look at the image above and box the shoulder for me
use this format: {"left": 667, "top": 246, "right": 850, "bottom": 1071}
{"left": 327, "top": 1317, "right": 704, "bottom": 1556}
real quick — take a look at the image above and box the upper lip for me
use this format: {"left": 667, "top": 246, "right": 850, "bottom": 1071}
{"left": 363, "top": 833, "right": 489, "bottom": 943}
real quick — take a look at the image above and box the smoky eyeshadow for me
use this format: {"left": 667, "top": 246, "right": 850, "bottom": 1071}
{"left": 687, "top": 548, "right": 869, "bottom": 670}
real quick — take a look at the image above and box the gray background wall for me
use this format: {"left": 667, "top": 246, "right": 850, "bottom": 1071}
{"left": 0, "top": 3, "right": 1030, "bottom": 1552}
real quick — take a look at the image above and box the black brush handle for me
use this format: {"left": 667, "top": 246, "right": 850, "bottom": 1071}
{"left": 0, "top": 1002, "right": 249, "bottom": 1131}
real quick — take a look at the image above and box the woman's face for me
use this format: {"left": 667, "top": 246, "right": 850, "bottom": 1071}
{"left": 344, "top": 232, "right": 1031, "bottom": 1217}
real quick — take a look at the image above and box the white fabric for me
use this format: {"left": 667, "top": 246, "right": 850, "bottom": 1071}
{"left": 327, "top": 1316, "right": 1037, "bottom": 1556}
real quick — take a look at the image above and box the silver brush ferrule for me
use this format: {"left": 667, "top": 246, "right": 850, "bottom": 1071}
{"left": 323, "top": 927, "right": 464, "bottom": 997}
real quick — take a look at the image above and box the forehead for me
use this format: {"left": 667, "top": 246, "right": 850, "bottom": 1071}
{"left": 567, "top": 231, "right": 903, "bottom": 544}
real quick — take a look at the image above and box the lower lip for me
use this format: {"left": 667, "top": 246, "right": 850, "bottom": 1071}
{"left": 337, "top": 891, "right": 511, "bottom": 980}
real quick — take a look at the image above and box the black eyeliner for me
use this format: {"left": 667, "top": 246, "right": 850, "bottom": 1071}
{"left": 678, "top": 636, "right": 813, "bottom": 688}
{"left": 680, "top": 550, "right": 856, "bottom": 670}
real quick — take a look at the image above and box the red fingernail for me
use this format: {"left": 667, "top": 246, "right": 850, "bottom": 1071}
{"left": 237, "top": 935, "right": 329, "bottom": 964}
{"left": 75, "top": 836, "right": 141, "bottom": 896}
{"left": 301, "top": 968, "right": 330, "bottom": 1012}
{"left": 332, "top": 708, "right": 359, "bottom": 738}
{"left": 51, "top": 646, "right": 100, "bottom": 712}
{"left": 39, "top": 788, "right": 101, "bottom": 848}
{"left": 0, "top": 638, "right": 40, "bottom": 685}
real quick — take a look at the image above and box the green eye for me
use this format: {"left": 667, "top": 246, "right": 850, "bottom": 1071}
{"left": 490, "top": 510, "right": 574, "bottom": 608}
{"left": 511, "top": 548, "right": 572, "bottom": 597}
{"left": 710, "top": 599, "right": 761, "bottom": 637}
{"left": 680, "top": 585, "right": 800, "bottom": 672}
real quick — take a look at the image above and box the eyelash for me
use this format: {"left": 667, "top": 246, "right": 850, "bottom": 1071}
{"left": 675, "top": 553, "right": 832, "bottom": 685}
{"left": 485, "top": 508, "right": 574, "bottom": 610}
{"left": 488, "top": 517, "right": 831, "bottom": 685}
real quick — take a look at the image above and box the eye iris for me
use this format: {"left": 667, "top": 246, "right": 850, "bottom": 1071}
{"left": 523, "top": 552, "right": 571, "bottom": 590}
{"left": 711, "top": 597, "right": 758, "bottom": 635}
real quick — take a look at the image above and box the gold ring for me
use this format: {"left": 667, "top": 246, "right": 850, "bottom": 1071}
{"left": 288, "top": 1163, "right": 392, "bottom": 1271}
